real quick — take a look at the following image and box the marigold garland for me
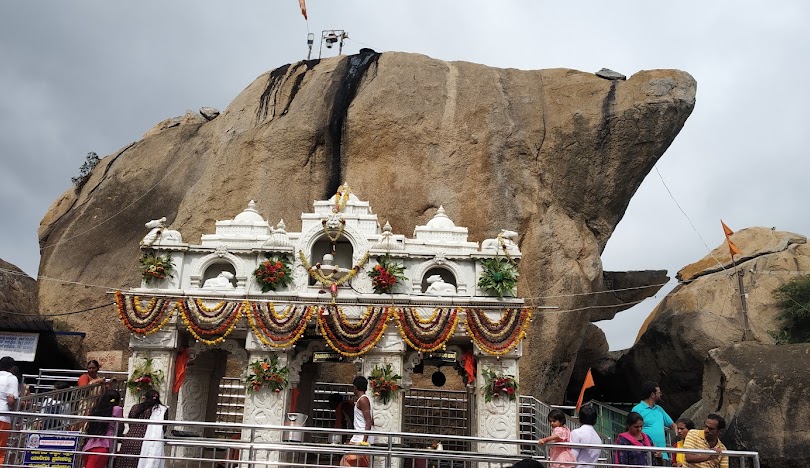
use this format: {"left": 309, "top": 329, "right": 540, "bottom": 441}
{"left": 179, "top": 300, "right": 243, "bottom": 345}
{"left": 317, "top": 306, "right": 391, "bottom": 357}
{"left": 465, "top": 307, "right": 533, "bottom": 356}
{"left": 245, "top": 302, "right": 313, "bottom": 349}
{"left": 394, "top": 307, "right": 460, "bottom": 352}
{"left": 116, "top": 291, "right": 178, "bottom": 335}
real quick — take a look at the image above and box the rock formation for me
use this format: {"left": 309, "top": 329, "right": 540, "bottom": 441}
{"left": 594, "top": 228, "right": 807, "bottom": 412}
{"left": 686, "top": 342, "right": 810, "bottom": 468}
{"left": 37, "top": 51, "right": 695, "bottom": 401}
{"left": 0, "top": 259, "right": 38, "bottom": 319}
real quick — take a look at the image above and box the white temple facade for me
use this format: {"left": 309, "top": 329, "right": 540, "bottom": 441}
{"left": 118, "top": 184, "right": 532, "bottom": 461}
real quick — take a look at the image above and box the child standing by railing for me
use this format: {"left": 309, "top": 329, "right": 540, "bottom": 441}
{"left": 538, "top": 409, "right": 576, "bottom": 468}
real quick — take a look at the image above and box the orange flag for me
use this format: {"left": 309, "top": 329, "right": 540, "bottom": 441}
{"left": 575, "top": 368, "right": 595, "bottom": 413}
{"left": 172, "top": 347, "right": 190, "bottom": 394}
{"left": 721, "top": 220, "right": 742, "bottom": 257}
{"left": 298, "top": 0, "right": 308, "bottom": 20}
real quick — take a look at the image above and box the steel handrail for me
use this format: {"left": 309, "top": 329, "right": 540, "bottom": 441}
{"left": 0, "top": 409, "right": 761, "bottom": 468}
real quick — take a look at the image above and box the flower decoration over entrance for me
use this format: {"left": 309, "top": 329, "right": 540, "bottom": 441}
{"left": 246, "top": 354, "right": 289, "bottom": 394}
{"left": 368, "top": 256, "right": 408, "bottom": 294}
{"left": 369, "top": 363, "right": 401, "bottom": 405}
{"left": 127, "top": 358, "right": 165, "bottom": 396}
{"left": 139, "top": 251, "right": 175, "bottom": 285}
{"left": 253, "top": 255, "right": 292, "bottom": 292}
{"left": 477, "top": 257, "right": 518, "bottom": 298}
{"left": 481, "top": 369, "right": 517, "bottom": 403}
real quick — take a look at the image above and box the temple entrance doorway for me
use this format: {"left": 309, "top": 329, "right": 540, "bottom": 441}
{"left": 403, "top": 363, "right": 472, "bottom": 458}
{"left": 177, "top": 339, "right": 248, "bottom": 439}
{"left": 296, "top": 358, "right": 358, "bottom": 444}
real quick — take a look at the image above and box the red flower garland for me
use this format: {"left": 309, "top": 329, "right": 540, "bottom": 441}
{"left": 116, "top": 291, "right": 177, "bottom": 335}
{"left": 246, "top": 303, "right": 313, "bottom": 348}
{"left": 465, "top": 307, "right": 533, "bottom": 356}
{"left": 317, "top": 306, "right": 391, "bottom": 357}
{"left": 394, "top": 307, "right": 460, "bottom": 352}
{"left": 179, "top": 299, "right": 244, "bottom": 343}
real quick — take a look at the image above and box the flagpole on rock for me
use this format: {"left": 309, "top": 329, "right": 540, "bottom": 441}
{"left": 730, "top": 254, "right": 751, "bottom": 341}
{"left": 722, "top": 220, "right": 750, "bottom": 341}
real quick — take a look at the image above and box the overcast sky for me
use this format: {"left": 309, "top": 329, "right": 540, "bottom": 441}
{"left": 1, "top": 1, "right": 808, "bottom": 350}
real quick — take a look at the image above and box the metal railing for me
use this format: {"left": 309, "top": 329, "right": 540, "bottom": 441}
{"left": 23, "top": 368, "right": 129, "bottom": 392}
{"left": 519, "top": 395, "right": 583, "bottom": 456}
{"left": 0, "top": 410, "right": 761, "bottom": 468}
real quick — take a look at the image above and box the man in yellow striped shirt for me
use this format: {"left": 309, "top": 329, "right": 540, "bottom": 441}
{"left": 684, "top": 414, "right": 728, "bottom": 468}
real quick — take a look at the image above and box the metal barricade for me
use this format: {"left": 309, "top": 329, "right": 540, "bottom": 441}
{"left": 0, "top": 409, "right": 761, "bottom": 468}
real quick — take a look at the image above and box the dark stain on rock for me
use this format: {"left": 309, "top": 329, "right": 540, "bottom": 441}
{"left": 281, "top": 60, "right": 319, "bottom": 117}
{"left": 324, "top": 50, "right": 381, "bottom": 197}
{"left": 257, "top": 64, "right": 291, "bottom": 122}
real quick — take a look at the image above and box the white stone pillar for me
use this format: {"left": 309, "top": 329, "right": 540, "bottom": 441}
{"left": 362, "top": 329, "right": 405, "bottom": 468}
{"left": 474, "top": 345, "right": 521, "bottom": 464}
{"left": 240, "top": 333, "right": 291, "bottom": 466}
{"left": 124, "top": 329, "right": 178, "bottom": 418}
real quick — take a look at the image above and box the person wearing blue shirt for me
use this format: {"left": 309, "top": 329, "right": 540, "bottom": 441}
{"left": 631, "top": 381, "right": 676, "bottom": 465}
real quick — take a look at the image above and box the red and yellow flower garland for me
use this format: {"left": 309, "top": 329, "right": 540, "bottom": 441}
{"left": 465, "top": 307, "right": 533, "bottom": 356}
{"left": 317, "top": 306, "right": 391, "bottom": 357}
{"left": 394, "top": 307, "right": 460, "bottom": 352}
{"left": 179, "top": 299, "right": 244, "bottom": 346}
{"left": 116, "top": 291, "right": 533, "bottom": 356}
{"left": 116, "top": 291, "right": 178, "bottom": 336}
{"left": 245, "top": 302, "right": 314, "bottom": 349}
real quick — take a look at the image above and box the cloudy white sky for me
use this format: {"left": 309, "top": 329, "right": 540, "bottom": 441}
{"left": 1, "top": 1, "right": 808, "bottom": 350}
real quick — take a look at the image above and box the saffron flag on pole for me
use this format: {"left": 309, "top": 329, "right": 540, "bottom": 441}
{"left": 575, "top": 368, "right": 596, "bottom": 413}
{"left": 298, "top": 0, "right": 308, "bottom": 20}
{"left": 721, "top": 220, "right": 742, "bottom": 257}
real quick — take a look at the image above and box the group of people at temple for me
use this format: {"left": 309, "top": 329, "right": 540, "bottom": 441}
{"left": 536, "top": 381, "right": 729, "bottom": 468}
{"left": 0, "top": 357, "right": 169, "bottom": 468}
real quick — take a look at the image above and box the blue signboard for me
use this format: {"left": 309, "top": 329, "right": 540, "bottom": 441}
{"left": 23, "top": 432, "right": 80, "bottom": 467}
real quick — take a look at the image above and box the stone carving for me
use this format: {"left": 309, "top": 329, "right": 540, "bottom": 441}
{"left": 480, "top": 229, "right": 519, "bottom": 251}
{"left": 202, "top": 271, "right": 235, "bottom": 289}
{"left": 425, "top": 275, "right": 456, "bottom": 296}
{"left": 475, "top": 357, "right": 518, "bottom": 455}
{"left": 129, "top": 329, "right": 178, "bottom": 350}
{"left": 141, "top": 217, "right": 183, "bottom": 246}
{"left": 288, "top": 341, "right": 327, "bottom": 385}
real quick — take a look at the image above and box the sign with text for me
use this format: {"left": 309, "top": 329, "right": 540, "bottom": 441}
{"left": 23, "top": 432, "right": 79, "bottom": 467}
{"left": 0, "top": 332, "right": 39, "bottom": 362}
{"left": 312, "top": 351, "right": 344, "bottom": 363}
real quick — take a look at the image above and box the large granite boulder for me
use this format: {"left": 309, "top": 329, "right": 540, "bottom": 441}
{"left": 592, "top": 228, "right": 807, "bottom": 413}
{"left": 685, "top": 342, "right": 810, "bottom": 468}
{"left": 37, "top": 51, "right": 695, "bottom": 401}
{"left": 0, "top": 259, "right": 38, "bottom": 319}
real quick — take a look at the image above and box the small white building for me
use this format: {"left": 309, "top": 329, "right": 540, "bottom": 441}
{"left": 118, "top": 184, "right": 532, "bottom": 459}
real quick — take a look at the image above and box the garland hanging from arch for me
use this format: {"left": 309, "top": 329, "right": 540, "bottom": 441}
{"left": 245, "top": 302, "right": 314, "bottom": 349}
{"left": 317, "top": 306, "right": 391, "bottom": 357}
{"left": 394, "top": 307, "right": 460, "bottom": 352}
{"left": 178, "top": 299, "right": 244, "bottom": 346}
{"left": 465, "top": 307, "right": 533, "bottom": 356}
{"left": 116, "top": 291, "right": 178, "bottom": 335}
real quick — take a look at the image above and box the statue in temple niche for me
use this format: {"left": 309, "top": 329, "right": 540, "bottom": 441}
{"left": 425, "top": 275, "right": 456, "bottom": 296}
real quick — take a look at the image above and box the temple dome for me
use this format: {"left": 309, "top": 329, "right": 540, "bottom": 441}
{"left": 425, "top": 206, "right": 456, "bottom": 230}
{"left": 234, "top": 200, "right": 265, "bottom": 223}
